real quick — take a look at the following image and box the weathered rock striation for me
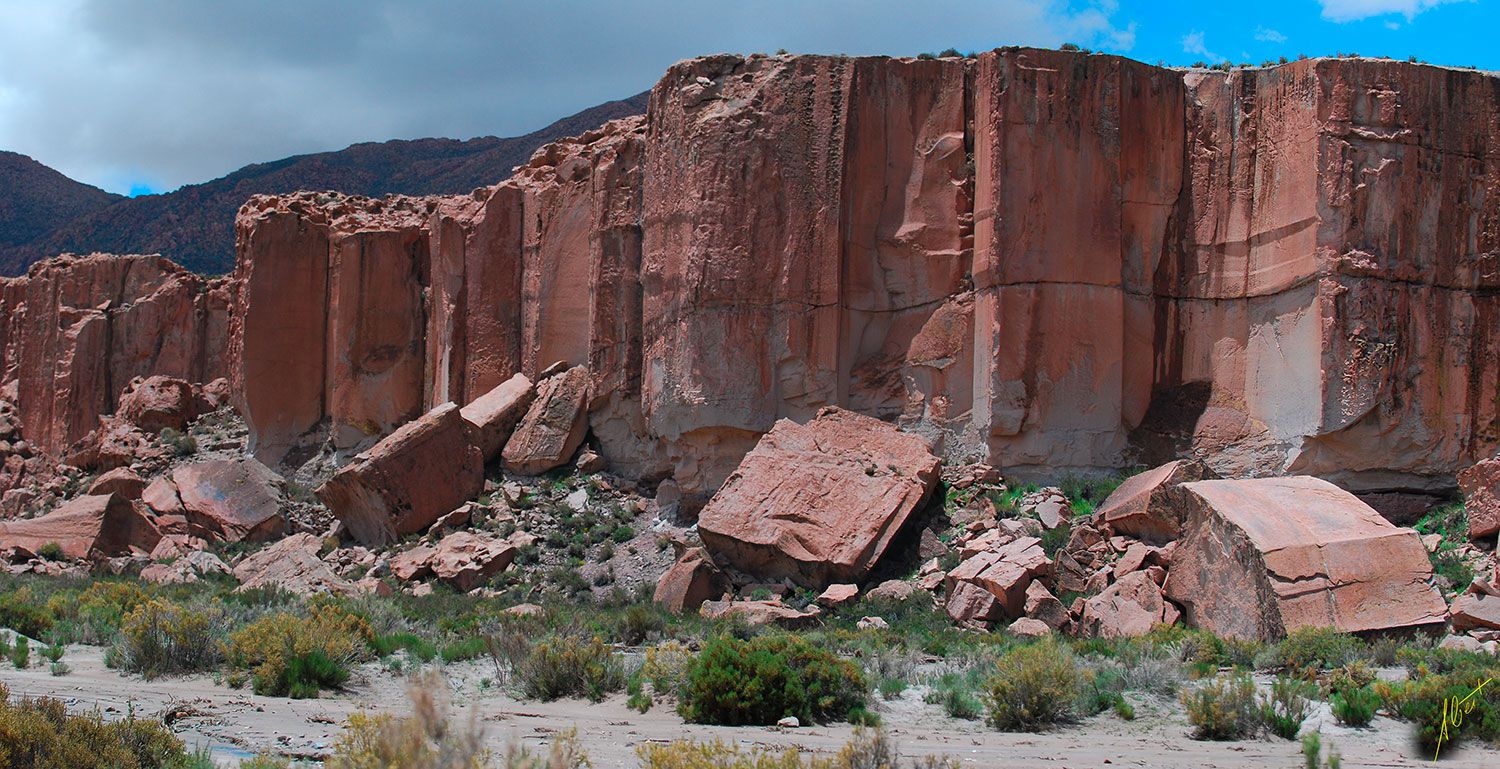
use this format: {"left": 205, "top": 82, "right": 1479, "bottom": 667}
{"left": 218, "top": 50, "right": 1496, "bottom": 498}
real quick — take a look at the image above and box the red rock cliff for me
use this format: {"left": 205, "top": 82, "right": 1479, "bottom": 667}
{"left": 12, "top": 49, "right": 1493, "bottom": 500}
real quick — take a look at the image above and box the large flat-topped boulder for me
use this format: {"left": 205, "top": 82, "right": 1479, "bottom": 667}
{"left": 460, "top": 373, "right": 535, "bottom": 461}
{"left": 696, "top": 406, "right": 940, "bottom": 587}
{"left": 1164, "top": 476, "right": 1446, "bottom": 640}
{"left": 0, "top": 493, "right": 160, "bottom": 559}
{"left": 316, "top": 402, "right": 484, "bottom": 547}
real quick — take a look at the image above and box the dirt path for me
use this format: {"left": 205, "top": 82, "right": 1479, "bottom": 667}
{"left": 1, "top": 645, "right": 1494, "bottom": 768}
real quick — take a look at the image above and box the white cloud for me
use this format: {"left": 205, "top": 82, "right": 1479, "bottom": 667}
{"left": 1254, "top": 26, "right": 1287, "bottom": 43}
{"left": 1318, "top": 0, "right": 1463, "bottom": 22}
{"left": 1181, "top": 30, "right": 1222, "bottom": 62}
{"left": 0, "top": 0, "right": 1147, "bottom": 193}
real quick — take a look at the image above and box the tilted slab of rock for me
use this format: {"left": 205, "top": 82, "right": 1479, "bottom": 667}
{"left": 1460, "top": 458, "right": 1500, "bottom": 539}
{"left": 0, "top": 493, "right": 160, "bottom": 559}
{"left": 141, "top": 458, "right": 285, "bottom": 543}
{"left": 1094, "top": 460, "right": 1216, "bottom": 543}
{"left": 501, "top": 365, "right": 590, "bottom": 475}
{"left": 655, "top": 547, "right": 727, "bottom": 614}
{"left": 1163, "top": 476, "right": 1446, "bottom": 640}
{"left": 460, "top": 373, "right": 535, "bottom": 461}
{"left": 696, "top": 407, "right": 940, "bottom": 587}
{"left": 316, "top": 402, "right": 484, "bottom": 547}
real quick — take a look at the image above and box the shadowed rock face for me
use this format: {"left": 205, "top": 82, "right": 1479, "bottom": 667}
{"left": 4, "top": 49, "right": 1497, "bottom": 500}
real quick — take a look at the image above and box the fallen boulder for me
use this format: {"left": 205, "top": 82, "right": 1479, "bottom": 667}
{"left": 141, "top": 458, "right": 285, "bottom": 543}
{"left": 428, "top": 531, "right": 518, "bottom": 591}
{"left": 1094, "top": 460, "right": 1214, "bottom": 543}
{"left": 141, "top": 551, "right": 233, "bottom": 585}
{"left": 696, "top": 406, "right": 940, "bottom": 587}
{"left": 460, "top": 373, "right": 535, "bottom": 461}
{"left": 232, "top": 533, "right": 353, "bottom": 596}
{"left": 501, "top": 366, "right": 589, "bottom": 475}
{"left": 1078, "top": 571, "right": 1172, "bottom": 638}
{"left": 699, "top": 599, "right": 821, "bottom": 628}
{"left": 1450, "top": 592, "right": 1500, "bottom": 633}
{"left": 655, "top": 547, "right": 727, "bottom": 613}
{"left": 1163, "top": 477, "right": 1447, "bottom": 640}
{"left": 0, "top": 493, "right": 160, "bottom": 559}
{"left": 1459, "top": 457, "right": 1500, "bottom": 539}
{"left": 87, "top": 467, "right": 147, "bottom": 500}
{"left": 944, "top": 535, "right": 1051, "bottom": 618}
{"left": 117, "top": 375, "right": 198, "bottom": 434}
{"left": 317, "top": 403, "right": 484, "bottom": 547}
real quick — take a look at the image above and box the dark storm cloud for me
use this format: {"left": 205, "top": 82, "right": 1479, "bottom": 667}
{"left": 0, "top": 0, "right": 1135, "bottom": 194}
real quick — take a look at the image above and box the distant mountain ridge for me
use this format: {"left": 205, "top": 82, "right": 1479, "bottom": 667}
{"left": 0, "top": 91, "right": 649, "bottom": 276}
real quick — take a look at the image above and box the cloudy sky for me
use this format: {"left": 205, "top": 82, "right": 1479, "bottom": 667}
{"left": 0, "top": 0, "right": 1489, "bottom": 195}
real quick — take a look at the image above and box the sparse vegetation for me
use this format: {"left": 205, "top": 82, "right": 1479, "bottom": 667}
{"left": 984, "top": 638, "right": 1081, "bottom": 731}
{"left": 0, "top": 681, "right": 190, "bottom": 769}
{"left": 1183, "top": 673, "right": 1261, "bottom": 740}
{"left": 678, "top": 634, "right": 868, "bottom": 726}
{"left": 515, "top": 634, "right": 623, "bottom": 702}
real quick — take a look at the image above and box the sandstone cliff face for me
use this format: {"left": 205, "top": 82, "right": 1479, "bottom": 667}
{"left": 0, "top": 254, "right": 229, "bottom": 460}
{"left": 12, "top": 50, "right": 1493, "bottom": 501}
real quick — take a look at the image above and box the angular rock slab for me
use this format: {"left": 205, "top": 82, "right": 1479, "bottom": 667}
{"left": 1094, "top": 460, "right": 1214, "bottom": 543}
{"left": 232, "top": 532, "right": 352, "bottom": 597}
{"left": 317, "top": 402, "right": 484, "bottom": 547}
{"left": 501, "top": 366, "right": 589, "bottom": 475}
{"left": 1163, "top": 477, "right": 1446, "bottom": 640}
{"left": 142, "top": 458, "right": 285, "bottom": 543}
{"left": 460, "top": 373, "right": 535, "bottom": 461}
{"left": 696, "top": 406, "right": 940, "bottom": 587}
{"left": 1459, "top": 457, "right": 1500, "bottom": 540}
{"left": 1078, "top": 571, "right": 1171, "bottom": 638}
{"left": 654, "top": 547, "right": 726, "bottom": 614}
{"left": 0, "top": 493, "right": 160, "bottom": 559}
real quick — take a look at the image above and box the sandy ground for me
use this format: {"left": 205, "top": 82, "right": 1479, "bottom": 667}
{"left": 3, "top": 645, "right": 1498, "bottom": 768}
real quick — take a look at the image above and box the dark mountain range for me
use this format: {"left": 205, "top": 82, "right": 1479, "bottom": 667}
{"left": 0, "top": 91, "right": 649, "bottom": 276}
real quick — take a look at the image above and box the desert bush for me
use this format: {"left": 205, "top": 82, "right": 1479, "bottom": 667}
{"left": 0, "top": 585, "right": 54, "bottom": 638}
{"left": 112, "top": 599, "right": 223, "bottom": 678}
{"left": 71, "top": 580, "right": 153, "bottom": 644}
{"left": 637, "top": 726, "right": 959, "bottom": 769}
{"left": 1274, "top": 627, "right": 1364, "bottom": 674}
{"left": 983, "top": 638, "right": 1081, "bottom": 731}
{"left": 620, "top": 602, "right": 666, "bottom": 645}
{"left": 515, "top": 634, "right": 623, "bottom": 702}
{"left": 0, "top": 685, "right": 186, "bottom": 768}
{"left": 158, "top": 427, "right": 197, "bottom": 456}
{"left": 678, "top": 634, "right": 868, "bottom": 726}
{"left": 10, "top": 636, "right": 28, "bottom": 669}
{"left": 1076, "top": 663, "right": 1127, "bottom": 717}
{"left": 36, "top": 542, "right": 65, "bottom": 561}
{"left": 226, "top": 605, "right": 372, "bottom": 698}
{"left": 1378, "top": 660, "right": 1500, "bottom": 755}
{"left": 1183, "top": 673, "right": 1261, "bottom": 740}
{"left": 1262, "top": 676, "right": 1314, "bottom": 739}
{"left": 1330, "top": 685, "right": 1380, "bottom": 727}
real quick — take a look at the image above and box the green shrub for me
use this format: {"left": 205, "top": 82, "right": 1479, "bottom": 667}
{"left": 40, "top": 644, "right": 64, "bottom": 663}
{"left": 1274, "top": 627, "right": 1363, "bottom": 674}
{"left": 440, "top": 636, "right": 486, "bottom": 663}
{"left": 372, "top": 632, "right": 437, "bottom": 662}
{"left": 158, "top": 427, "right": 197, "bottom": 456}
{"left": 678, "top": 634, "right": 868, "bottom": 725}
{"left": 983, "top": 639, "right": 1081, "bottom": 731}
{"left": 924, "top": 672, "right": 985, "bottom": 720}
{"left": 1330, "top": 685, "right": 1379, "bottom": 727}
{"left": 1183, "top": 673, "right": 1261, "bottom": 740}
{"left": 0, "top": 685, "right": 186, "bottom": 769}
{"left": 10, "top": 636, "right": 28, "bottom": 669}
{"left": 226, "top": 606, "right": 371, "bottom": 698}
{"left": 1076, "top": 665, "right": 1126, "bottom": 717}
{"left": 516, "top": 634, "right": 624, "bottom": 702}
{"left": 620, "top": 603, "right": 665, "bottom": 645}
{"left": 1378, "top": 661, "right": 1500, "bottom": 756}
{"left": 0, "top": 586, "right": 54, "bottom": 638}
{"left": 112, "top": 599, "right": 222, "bottom": 678}
{"left": 1262, "top": 676, "right": 1313, "bottom": 740}
{"left": 35, "top": 542, "right": 65, "bottom": 562}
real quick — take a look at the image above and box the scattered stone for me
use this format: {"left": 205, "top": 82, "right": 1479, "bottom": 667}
{"left": 1023, "top": 581, "right": 1070, "bottom": 631}
{"left": 864, "top": 579, "right": 919, "bottom": 603}
{"left": 697, "top": 407, "right": 940, "bottom": 587}
{"left": 1079, "top": 571, "right": 1171, "bottom": 638}
{"left": 141, "top": 551, "right": 232, "bottom": 585}
{"left": 856, "top": 616, "right": 889, "bottom": 630}
{"left": 816, "top": 583, "right": 860, "bottom": 607}
{"left": 1115, "top": 543, "right": 1151, "bottom": 576}
{"left": 776, "top": 716, "right": 800, "bottom": 728}
{"left": 945, "top": 536, "right": 1051, "bottom": 618}
{"left": 946, "top": 580, "right": 1002, "bottom": 626}
{"left": 1439, "top": 634, "right": 1485, "bottom": 653}
{"left": 699, "top": 599, "right": 821, "bottom": 628}
{"left": 232, "top": 533, "right": 352, "bottom": 596}
{"left": 117, "top": 375, "right": 198, "bottom": 434}
{"left": 390, "top": 544, "right": 438, "bottom": 582}
{"left": 1008, "top": 617, "right": 1052, "bottom": 638}
{"left": 501, "top": 366, "right": 590, "bottom": 475}
{"left": 575, "top": 449, "right": 607, "bottom": 474}
{"left": 1021, "top": 487, "right": 1069, "bottom": 530}
{"left": 1451, "top": 593, "right": 1500, "bottom": 633}
{"left": 317, "top": 402, "right": 484, "bottom": 547}
{"left": 428, "top": 531, "right": 518, "bottom": 591}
